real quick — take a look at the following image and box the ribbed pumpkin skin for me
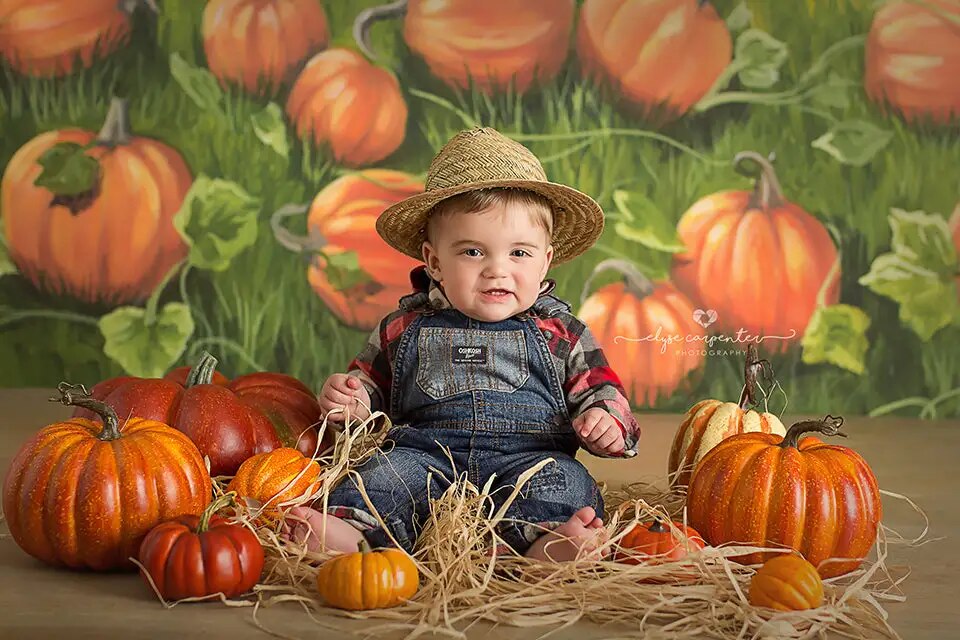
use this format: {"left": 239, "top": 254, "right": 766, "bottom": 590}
{"left": 668, "top": 399, "right": 785, "bottom": 487}
{"left": 2, "top": 416, "right": 212, "bottom": 571}
{"left": 317, "top": 546, "right": 419, "bottom": 610}
{"left": 227, "top": 448, "right": 322, "bottom": 525}
{"left": 138, "top": 514, "right": 264, "bottom": 600}
{"left": 687, "top": 430, "right": 881, "bottom": 578}
{"left": 749, "top": 554, "right": 824, "bottom": 611}
{"left": 615, "top": 520, "right": 705, "bottom": 564}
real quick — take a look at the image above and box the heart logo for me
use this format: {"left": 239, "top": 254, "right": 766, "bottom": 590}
{"left": 693, "top": 309, "right": 718, "bottom": 329}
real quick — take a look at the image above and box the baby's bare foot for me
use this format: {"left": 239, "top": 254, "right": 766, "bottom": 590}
{"left": 524, "top": 506, "right": 610, "bottom": 563}
{"left": 280, "top": 506, "right": 364, "bottom": 554}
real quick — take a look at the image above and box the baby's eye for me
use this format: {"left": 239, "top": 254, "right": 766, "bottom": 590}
{"left": 512, "top": 249, "right": 531, "bottom": 257}
{"left": 462, "top": 248, "right": 482, "bottom": 257}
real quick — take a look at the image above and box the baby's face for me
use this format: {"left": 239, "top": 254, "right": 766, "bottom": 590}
{"left": 421, "top": 201, "right": 554, "bottom": 322}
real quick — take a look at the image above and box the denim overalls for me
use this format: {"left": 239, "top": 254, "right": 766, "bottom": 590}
{"left": 326, "top": 290, "right": 604, "bottom": 554}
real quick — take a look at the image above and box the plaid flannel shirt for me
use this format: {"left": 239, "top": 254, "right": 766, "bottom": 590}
{"left": 345, "top": 267, "right": 640, "bottom": 458}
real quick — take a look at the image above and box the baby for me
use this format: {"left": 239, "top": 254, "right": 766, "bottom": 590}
{"left": 288, "top": 127, "right": 640, "bottom": 562}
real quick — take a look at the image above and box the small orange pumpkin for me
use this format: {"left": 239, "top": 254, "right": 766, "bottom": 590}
{"left": 576, "top": 0, "right": 732, "bottom": 120}
{"left": 577, "top": 259, "right": 706, "bottom": 407}
{"left": 202, "top": 0, "right": 330, "bottom": 95}
{"left": 749, "top": 554, "right": 825, "bottom": 611}
{"left": 865, "top": 0, "right": 960, "bottom": 125}
{"left": 316, "top": 539, "right": 419, "bottom": 610}
{"left": 286, "top": 48, "right": 408, "bottom": 167}
{"left": 1, "top": 97, "right": 191, "bottom": 305}
{"left": 615, "top": 519, "right": 705, "bottom": 564}
{"left": 226, "top": 448, "right": 322, "bottom": 527}
{"left": 0, "top": 0, "right": 130, "bottom": 77}
{"left": 670, "top": 151, "right": 839, "bottom": 349}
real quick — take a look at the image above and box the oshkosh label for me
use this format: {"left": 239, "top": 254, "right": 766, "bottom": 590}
{"left": 452, "top": 345, "right": 488, "bottom": 364}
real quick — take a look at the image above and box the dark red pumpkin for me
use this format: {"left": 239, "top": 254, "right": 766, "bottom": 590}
{"left": 138, "top": 492, "right": 264, "bottom": 600}
{"left": 73, "top": 352, "right": 329, "bottom": 476}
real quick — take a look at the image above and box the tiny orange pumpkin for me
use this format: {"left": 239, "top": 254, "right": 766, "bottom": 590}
{"left": 316, "top": 540, "right": 419, "bottom": 610}
{"left": 615, "top": 519, "right": 705, "bottom": 565}
{"left": 749, "top": 554, "right": 825, "bottom": 611}
{"left": 227, "top": 448, "right": 322, "bottom": 527}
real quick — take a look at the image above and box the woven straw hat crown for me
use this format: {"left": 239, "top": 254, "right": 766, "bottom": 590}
{"left": 376, "top": 127, "right": 604, "bottom": 265}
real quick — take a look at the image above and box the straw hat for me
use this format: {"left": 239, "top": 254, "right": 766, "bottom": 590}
{"left": 376, "top": 127, "right": 604, "bottom": 265}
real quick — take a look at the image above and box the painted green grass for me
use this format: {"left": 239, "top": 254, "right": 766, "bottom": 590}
{"left": 1, "top": 1, "right": 958, "bottom": 417}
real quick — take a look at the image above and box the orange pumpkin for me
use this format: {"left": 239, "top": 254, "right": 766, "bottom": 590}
{"left": 670, "top": 151, "right": 839, "bottom": 350}
{"left": 687, "top": 415, "right": 882, "bottom": 579}
{"left": 1, "top": 97, "right": 192, "bottom": 305}
{"left": 286, "top": 48, "right": 408, "bottom": 167}
{"left": 226, "top": 448, "right": 322, "bottom": 527}
{"left": 749, "top": 554, "right": 824, "bottom": 611}
{"left": 668, "top": 345, "right": 786, "bottom": 488}
{"left": 0, "top": 0, "right": 130, "bottom": 77}
{"left": 2, "top": 383, "right": 212, "bottom": 571}
{"left": 577, "top": 259, "right": 706, "bottom": 407}
{"left": 865, "top": 0, "right": 960, "bottom": 125}
{"left": 316, "top": 539, "right": 419, "bottom": 610}
{"left": 272, "top": 170, "right": 424, "bottom": 330}
{"left": 615, "top": 519, "right": 705, "bottom": 564}
{"left": 577, "top": 0, "right": 732, "bottom": 120}
{"left": 203, "top": 0, "right": 330, "bottom": 95}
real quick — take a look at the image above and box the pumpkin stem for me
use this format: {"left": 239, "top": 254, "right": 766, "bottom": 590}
{"left": 271, "top": 203, "right": 328, "bottom": 255}
{"left": 95, "top": 97, "right": 132, "bottom": 148}
{"left": 353, "top": 0, "right": 408, "bottom": 64}
{"left": 198, "top": 491, "right": 236, "bottom": 533}
{"left": 733, "top": 151, "right": 785, "bottom": 210}
{"left": 578, "top": 258, "right": 654, "bottom": 310}
{"left": 358, "top": 538, "right": 373, "bottom": 554}
{"left": 648, "top": 518, "right": 669, "bottom": 534}
{"left": 49, "top": 382, "right": 123, "bottom": 441}
{"left": 737, "top": 344, "right": 774, "bottom": 409}
{"left": 185, "top": 352, "right": 220, "bottom": 387}
{"left": 780, "top": 414, "right": 846, "bottom": 449}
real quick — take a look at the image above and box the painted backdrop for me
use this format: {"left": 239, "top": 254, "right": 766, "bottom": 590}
{"left": 1, "top": 0, "right": 958, "bottom": 419}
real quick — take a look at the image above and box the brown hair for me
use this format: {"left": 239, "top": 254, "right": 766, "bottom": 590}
{"left": 425, "top": 188, "right": 554, "bottom": 243}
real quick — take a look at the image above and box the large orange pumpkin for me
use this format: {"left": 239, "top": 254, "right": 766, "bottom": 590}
{"left": 577, "top": 0, "right": 732, "bottom": 120}
{"left": 670, "top": 151, "right": 839, "bottom": 350}
{"left": 577, "top": 259, "right": 706, "bottom": 407}
{"left": 226, "top": 447, "right": 322, "bottom": 527}
{"left": 203, "top": 0, "right": 329, "bottom": 95}
{"left": 2, "top": 383, "right": 212, "bottom": 571}
{"left": 668, "top": 344, "right": 786, "bottom": 488}
{"left": 687, "top": 415, "right": 882, "bottom": 579}
{"left": 0, "top": 0, "right": 131, "bottom": 77}
{"left": 272, "top": 170, "right": 424, "bottom": 330}
{"left": 865, "top": 0, "right": 960, "bottom": 125}
{"left": 286, "top": 48, "right": 408, "bottom": 167}
{"left": 1, "top": 97, "right": 192, "bottom": 305}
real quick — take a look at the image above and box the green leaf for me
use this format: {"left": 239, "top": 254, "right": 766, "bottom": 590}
{"left": 173, "top": 175, "right": 260, "bottom": 272}
{"left": 322, "top": 250, "right": 374, "bottom": 291}
{"left": 859, "top": 208, "right": 959, "bottom": 341}
{"left": 726, "top": 2, "right": 752, "bottom": 31}
{"left": 100, "top": 303, "right": 194, "bottom": 377}
{"left": 808, "top": 73, "right": 853, "bottom": 110}
{"left": 169, "top": 53, "right": 223, "bottom": 114}
{"left": 801, "top": 304, "right": 871, "bottom": 375}
{"left": 734, "top": 29, "right": 788, "bottom": 89}
{"left": 811, "top": 120, "right": 893, "bottom": 167}
{"left": 0, "top": 235, "right": 16, "bottom": 278}
{"left": 33, "top": 142, "right": 99, "bottom": 196}
{"left": 611, "top": 190, "right": 687, "bottom": 254}
{"left": 250, "top": 102, "right": 290, "bottom": 159}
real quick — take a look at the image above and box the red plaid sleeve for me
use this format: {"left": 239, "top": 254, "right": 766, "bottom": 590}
{"left": 346, "top": 309, "right": 419, "bottom": 417}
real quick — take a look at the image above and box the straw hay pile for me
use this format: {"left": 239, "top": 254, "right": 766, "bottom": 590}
{"left": 194, "top": 410, "right": 926, "bottom": 640}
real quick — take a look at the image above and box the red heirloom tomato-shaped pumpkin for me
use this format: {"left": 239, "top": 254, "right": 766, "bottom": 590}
{"left": 0, "top": 97, "right": 192, "bottom": 305}
{"left": 356, "top": 0, "right": 574, "bottom": 94}
{"left": 670, "top": 151, "right": 839, "bottom": 350}
{"left": 138, "top": 492, "right": 264, "bottom": 601}
{"left": 749, "top": 554, "right": 824, "bottom": 611}
{"left": 865, "top": 0, "right": 960, "bottom": 125}
{"left": 286, "top": 48, "right": 408, "bottom": 167}
{"left": 2, "top": 383, "right": 212, "bottom": 571}
{"left": 687, "top": 415, "right": 882, "bottom": 579}
{"left": 72, "top": 352, "right": 328, "bottom": 477}
{"left": 272, "top": 170, "right": 424, "bottom": 331}
{"left": 577, "top": 259, "right": 706, "bottom": 408}
{"left": 615, "top": 519, "right": 705, "bottom": 564}
{"left": 0, "top": 0, "right": 131, "bottom": 77}
{"left": 668, "top": 345, "right": 786, "bottom": 488}
{"left": 226, "top": 448, "right": 322, "bottom": 527}
{"left": 203, "top": 0, "right": 330, "bottom": 95}
{"left": 577, "top": 0, "right": 732, "bottom": 120}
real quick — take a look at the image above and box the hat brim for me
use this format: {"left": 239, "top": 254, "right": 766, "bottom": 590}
{"left": 376, "top": 179, "right": 604, "bottom": 265}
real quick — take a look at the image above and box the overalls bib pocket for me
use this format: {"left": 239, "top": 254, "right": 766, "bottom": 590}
{"left": 416, "top": 327, "right": 530, "bottom": 400}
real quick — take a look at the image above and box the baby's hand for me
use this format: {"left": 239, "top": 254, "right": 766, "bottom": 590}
{"left": 318, "top": 374, "right": 371, "bottom": 424}
{"left": 572, "top": 408, "right": 625, "bottom": 456}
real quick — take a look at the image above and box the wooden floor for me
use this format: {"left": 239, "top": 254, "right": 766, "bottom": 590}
{"left": 1, "top": 388, "right": 956, "bottom": 639}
